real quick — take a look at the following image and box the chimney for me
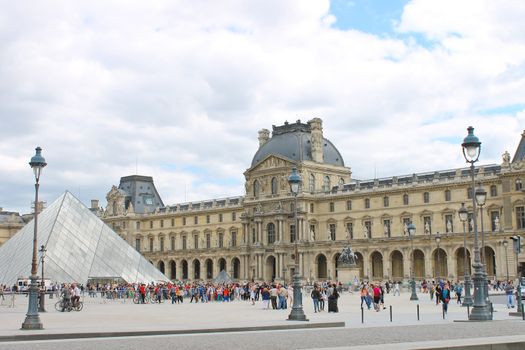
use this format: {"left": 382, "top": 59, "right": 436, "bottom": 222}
{"left": 308, "top": 118, "right": 324, "bottom": 163}
{"left": 258, "top": 129, "right": 270, "bottom": 147}
{"left": 91, "top": 199, "right": 99, "bottom": 210}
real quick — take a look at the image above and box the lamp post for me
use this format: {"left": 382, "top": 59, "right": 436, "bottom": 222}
{"left": 22, "top": 147, "right": 47, "bottom": 330}
{"left": 475, "top": 185, "right": 490, "bottom": 305}
{"left": 462, "top": 126, "right": 491, "bottom": 321}
{"left": 503, "top": 240, "right": 509, "bottom": 282}
{"left": 287, "top": 167, "right": 308, "bottom": 321}
{"left": 38, "top": 245, "right": 47, "bottom": 312}
{"left": 407, "top": 223, "right": 418, "bottom": 301}
{"left": 459, "top": 203, "right": 473, "bottom": 307}
{"left": 435, "top": 232, "right": 441, "bottom": 282}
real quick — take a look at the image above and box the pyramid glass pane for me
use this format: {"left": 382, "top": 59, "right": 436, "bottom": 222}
{"left": 0, "top": 192, "right": 167, "bottom": 286}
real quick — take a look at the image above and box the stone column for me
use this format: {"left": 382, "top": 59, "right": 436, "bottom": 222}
{"left": 424, "top": 248, "right": 433, "bottom": 279}
{"left": 362, "top": 251, "right": 370, "bottom": 280}
{"left": 447, "top": 246, "right": 456, "bottom": 280}
{"left": 403, "top": 248, "right": 411, "bottom": 280}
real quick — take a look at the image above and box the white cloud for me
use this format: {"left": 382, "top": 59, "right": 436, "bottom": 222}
{"left": 0, "top": 0, "right": 524, "bottom": 213}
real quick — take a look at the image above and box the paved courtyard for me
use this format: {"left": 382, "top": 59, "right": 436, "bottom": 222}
{"left": 1, "top": 290, "right": 525, "bottom": 349}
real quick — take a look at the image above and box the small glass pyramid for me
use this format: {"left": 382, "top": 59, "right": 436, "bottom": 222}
{"left": 0, "top": 191, "right": 167, "bottom": 285}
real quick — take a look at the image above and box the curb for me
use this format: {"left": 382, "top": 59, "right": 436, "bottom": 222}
{"left": 0, "top": 321, "right": 346, "bottom": 342}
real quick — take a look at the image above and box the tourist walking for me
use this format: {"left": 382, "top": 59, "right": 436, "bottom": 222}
{"left": 505, "top": 281, "right": 515, "bottom": 308}
{"left": 441, "top": 284, "right": 451, "bottom": 314}
{"left": 311, "top": 286, "right": 321, "bottom": 313}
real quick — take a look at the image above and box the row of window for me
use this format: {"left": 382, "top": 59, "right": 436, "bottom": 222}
{"left": 136, "top": 231, "right": 239, "bottom": 252}
{"left": 135, "top": 212, "right": 238, "bottom": 230}
{"left": 252, "top": 174, "right": 346, "bottom": 197}
{"left": 322, "top": 186, "right": 499, "bottom": 213}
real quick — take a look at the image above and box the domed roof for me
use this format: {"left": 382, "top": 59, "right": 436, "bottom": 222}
{"left": 251, "top": 121, "right": 345, "bottom": 167}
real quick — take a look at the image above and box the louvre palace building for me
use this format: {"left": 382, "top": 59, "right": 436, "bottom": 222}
{"left": 101, "top": 118, "right": 525, "bottom": 284}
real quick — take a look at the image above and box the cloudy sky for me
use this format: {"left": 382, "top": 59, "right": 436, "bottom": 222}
{"left": 1, "top": 0, "right": 525, "bottom": 213}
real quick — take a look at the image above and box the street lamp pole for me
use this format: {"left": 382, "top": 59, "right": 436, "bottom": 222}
{"left": 459, "top": 203, "right": 473, "bottom": 307}
{"left": 287, "top": 167, "right": 308, "bottom": 321}
{"left": 22, "top": 147, "right": 47, "bottom": 330}
{"left": 475, "top": 185, "right": 490, "bottom": 306}
{"left": 435, "top": 233, "right": 441, "bottom": 282}
{"left": 462, "top": 126, "right": 492, "bottom": 321}
{"left": 38, "top": 245, "right": 47, "bottom": 312}
{"left": 407, "top": 223, "right": 418, "bottom": 301}
{"left": 503, "top": 240, "right": 509, "bottom": 282}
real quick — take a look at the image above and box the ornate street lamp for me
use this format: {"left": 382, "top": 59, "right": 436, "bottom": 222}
{"left": 462, "top": 126, "right": 491, "bottom": 321}
{"left": 407, "top": 223, "right": 418, "bottom": 301}
{"left": 475, "top": 185, "right": 490, "bottom": 305}
{"left": 459, "top": 202, "right": 473, "bottom": 307}
{"left": 435, "top": 232, "right": 441, "bottom": 282}
{"left": 22, "top": 147, "right": 47, "bottom": 330}
{"left": 38, "top": 245, "right": 47, "bottom": 312}
{"left": 503, "top": 240, "right": 509, "bottom": 282}
{"left": 287, "top": 167, "right": 308, "bottom": 321}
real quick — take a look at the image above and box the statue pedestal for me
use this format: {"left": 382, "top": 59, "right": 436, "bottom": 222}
{"left": 337, "top": 265, "right": 360, "bottom": 285}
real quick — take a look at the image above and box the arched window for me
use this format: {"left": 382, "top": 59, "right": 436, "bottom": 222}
{"left": 267, "top": 223, "right": 276, "bottom": 244}
{"left": 253, "top": 180, "right": 260, "bottom": 197}
{"left": 271, "top": 177, "right": 278, "bottom": 195}
{"left": 323, "top": 176, "right": 331, "bottom": 192}
{"left": 309, "top": 173, "right": 315, "bottom": 193}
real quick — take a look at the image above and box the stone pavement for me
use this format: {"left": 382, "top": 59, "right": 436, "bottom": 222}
{"left": 0, "top": 290, "right": 524, "bottom": 348}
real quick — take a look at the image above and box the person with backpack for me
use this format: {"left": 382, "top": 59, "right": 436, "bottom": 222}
{"left": 311, "top": 286, "right": 321, "bottom": 313}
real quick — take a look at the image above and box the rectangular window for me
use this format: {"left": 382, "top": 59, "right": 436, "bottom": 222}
{"left": 160, "top": 237, "right": 164, "bottom": 252}
{"left": 231, "top": 231, "right": 237, "bottom": 246}
{"left": 136, "top": 221, "right": 140, "bottom": 230}
{"left": 445, "top": 214, "right": 453, "bottom": 233}
{"left": 171, "top": 218, "right": 175, "bottom": 227}
{"left": 364, "top": 221, "right": 372, "bottom": 239}
{"left": 171, "top": 236, "right": 175, "bottom": 251}
{"left": 135, "top": 238, "right": 141, "bottom": 252}
{"left": 194, "top": 235, "right": 199, "bottom": 249}
{"left": 182, "top": 217, "right": 186, "bottom": 225}
{"left": 149, "top": 238, "right": 154, "bottom": 252}
{"left": 252, "top": 228, "right": 256, "bottom": 244}
{"left": 403, "top": 194, "right": 409, "bottom": 205}
{"left": 219, "top": 233, "right": 224, "bottom": 248}
{"left": 445, "top": 190, "right": 451, "bottom": 202}
{"left": 346, "top": 200, "right": 352, "bottom": 211}
{"left": 310, "top": 203, "right": 314, "bottom": 213}
{"left": 346, "top": 222, "right": 353, "bottom": 240}
{"left": 329, "top": 224, "right": 336, "bottom": 240}
{"left": 423, "top": 216, "right": 432, "bottom": 234}
{"left": 490, "top": 211, "right": 500, "bottom": 232}
{"left": 122, "top": 221, "right": 126, "bottom": 229}
{"left": 232, "top": 212, "right": 236, "bottom": 221}
{"left": 383, "top": 219, "right": 391, "bottom": 237}
{"left": 206, "top": 215, "right": 210, "bottom": 224}
{"left": 329, "top": 202, "right": 335, "bottom": 212}
{"left": 182, "top": 236, "right": 187, "bottom": 250}
{"left": 490, "top": 185, "right": 497, "bottom": 197}
{"left": 365, "top": 198, "right": 370, "bottom": 209}
{"left": 423, "top": 192, "right": 430, "bottom": 204}
{"left": 468, "top": 213, "right": 473, "bottom": 232}
{"left": 206, "top": 234, "right": 211, "bottom": 248}
{"left": 194, "top": 216, "right": 198, "bottom": 225}
{"left": 160, "top": 220, "right": 164, "bottom": 228}
{"left": 467, "top": 187, "right": 473, "bottom": 199}
{"left": 383, "top": 197, "right": 389, "bottom": 207}
{"left": 290, "top": 225, "right": 296, "bottom": 243}
{"left": 219, "top": 213, "right": 223, "bottom": 222}
{"left": 150, "top": 221, "right": 153, "bottom": 229}
{"left": 517, "top": 206, "right": 525, "bottom": 229}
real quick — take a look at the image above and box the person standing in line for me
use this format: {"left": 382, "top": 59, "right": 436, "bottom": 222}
{"left": 269, "top": 285, "right": 278, "bottom": 309}
{"left": 372, "top": 284, "right": 381, "bottom": 312}
{"left": 261, "top": 287, "right": 270, "bottom": 309}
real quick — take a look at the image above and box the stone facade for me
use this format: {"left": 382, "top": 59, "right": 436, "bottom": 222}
{"left": 101, "top": 120, "right": 525, "bottom": 283}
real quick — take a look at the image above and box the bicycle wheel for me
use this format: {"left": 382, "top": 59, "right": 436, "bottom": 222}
{"left": 55, "top": 301, "right": 62, "bottom": 312}
{"left": 133, "top": 296, "right": 139, "bottom": 304}
{"left": 74, "top": 302, "right": 83, "bottom": 311}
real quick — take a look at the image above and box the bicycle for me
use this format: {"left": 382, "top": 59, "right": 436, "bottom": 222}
{"left": 55, "top": 299, "right": 83, "bottom": 312}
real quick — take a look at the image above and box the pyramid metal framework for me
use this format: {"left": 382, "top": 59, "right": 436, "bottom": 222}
{"left": 0, "top": 192, "right": 167, "bottom": 285}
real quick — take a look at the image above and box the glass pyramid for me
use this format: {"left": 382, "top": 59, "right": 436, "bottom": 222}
{"left": 0, "top": 191, "right": 167, "bottom": 286}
